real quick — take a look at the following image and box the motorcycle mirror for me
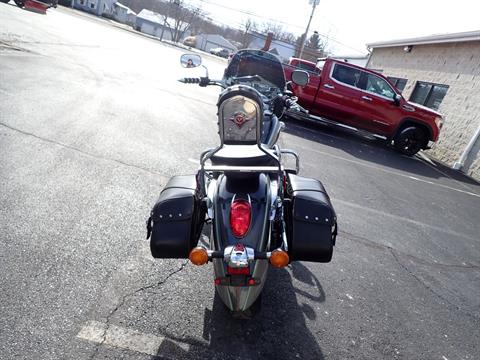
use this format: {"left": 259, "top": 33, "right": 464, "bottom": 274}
{"left": 180, "top": 54, "right": 202, "bottom": 68}
{"left": 291, "top": 70, "right": 309, "bottom": 87}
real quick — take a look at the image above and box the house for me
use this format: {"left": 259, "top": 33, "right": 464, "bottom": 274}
{"left": 73, "top": 0, "right": 116, "bottom": 17}
{"left": 366, "top": 30, "right": 480, "bottom": 180}
{"left": 112, "top": 2, "right": 136, "bottom": 27}
{"left": 248, "top": 32, "right": 295, "bottom": 62}
{"left": 193, "top": 34, "right": 237, "bottom": 53}
{"left": 135, "top": 9, "right": 190, "bottom": 42}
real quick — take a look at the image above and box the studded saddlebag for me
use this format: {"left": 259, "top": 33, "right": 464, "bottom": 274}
{"left": 147, "top": 175, "right": 206, "bottom": 258}
{"left": 285, "top": 174, "right": 337, "bottom": 262}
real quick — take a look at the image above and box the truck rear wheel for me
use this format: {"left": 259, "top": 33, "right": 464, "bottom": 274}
{"left": 14, "top": 0, "right": 25, "bottom": 7}
{"left": 394, "top": 126, "right": 427, "bottom": 156}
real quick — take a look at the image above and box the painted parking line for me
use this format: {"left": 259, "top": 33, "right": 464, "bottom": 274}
{"left": 415, "top": 152, "right": 479, "bottom": 194}
{"left": 77, "top": 320, "right": 189, "bottom": 355}
{"left": 292, "top": 142, "right": 480, "bottom": 199}
{"left": 333, "top": 197, "right": 477, "bottom": 242}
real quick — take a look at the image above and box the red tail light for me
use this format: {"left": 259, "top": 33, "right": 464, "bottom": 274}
{"left": 230, "top": 199, "right": 251, "bottom": 238}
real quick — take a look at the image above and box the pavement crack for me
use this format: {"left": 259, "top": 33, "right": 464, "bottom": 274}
{"left": 389, "top": 248, "right": 479, "bottom": 321}
{"left": 340, "top": 230, "right": 479, "bottom": 270}
{"left": 0, "top": 121, "right": 168, "bottom": 178}
{"left": 88, "top": 260, "right": 189, "bottom": 359}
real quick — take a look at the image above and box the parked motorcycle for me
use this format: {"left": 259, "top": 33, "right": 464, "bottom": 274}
{"left": 147, "top": 49, "right": 337, "bottom": 317}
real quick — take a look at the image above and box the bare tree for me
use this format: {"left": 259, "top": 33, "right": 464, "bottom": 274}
{"left": 240, "top": 18, "right": 257, "bottom": 48}
{"left": 259, "top": 21, "right": 297, "bottom": 45}
{"left": 261, "top": 22, "right": 285, "bottom": 40}
{"left": 166, "top": 0, "right": 203, "bottom": 43}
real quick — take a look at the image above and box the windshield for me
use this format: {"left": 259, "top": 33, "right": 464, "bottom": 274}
{"left": 223, "top": 49, "right": 285, "bottom": 98}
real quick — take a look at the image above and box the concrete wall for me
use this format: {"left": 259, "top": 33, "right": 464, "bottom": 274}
{"left": 368, "top": 41, "right": 480, "bottom": 179}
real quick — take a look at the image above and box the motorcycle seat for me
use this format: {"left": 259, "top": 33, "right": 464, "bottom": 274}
{"left": 210, "top": 145, "right": 278, "bottom": 167}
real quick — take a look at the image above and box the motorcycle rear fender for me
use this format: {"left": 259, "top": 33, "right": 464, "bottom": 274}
{"left": 211, "top": 173, "right": 272, "bottom": 252}
{"left": 209, "top": 173, "right": 273, "bottom": 311}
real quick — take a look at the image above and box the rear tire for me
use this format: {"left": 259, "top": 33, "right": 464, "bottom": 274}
{"left": 14, "top": 0, "right": 25, "bottom": 7}
{"left": 232, "top": 294, "right": 262, "bottom": 319}
{"left": 394, "top": 126, "right": 427, "bottom": 156}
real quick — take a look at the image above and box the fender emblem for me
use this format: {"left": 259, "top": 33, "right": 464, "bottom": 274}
{"left": 229, "top": 112, "right": 250, "bottom": 128}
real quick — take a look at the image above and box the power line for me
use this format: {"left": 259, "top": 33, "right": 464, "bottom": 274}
{"left": 186, "top": 0, "right": 366, "bottom": 54}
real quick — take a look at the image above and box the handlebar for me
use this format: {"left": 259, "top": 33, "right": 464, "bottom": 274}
{"left": 179, "top": 77, "right": 201, "bottom": 84}
{"left": 285, "top": 97, "right": 309, "bottom": 115}
{"left": 178, "top": 77, "right": 211, "bottom": 87}
{"left": 179, "top": 77, "right": 308, "bottom": 115}
{"left": 179, "top": 77, "right": 225, "bottom": 88}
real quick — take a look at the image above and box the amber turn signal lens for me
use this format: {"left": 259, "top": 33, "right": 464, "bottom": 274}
{"left": 189, "top": 247, "right": 209, "bottom": 266}
{"left": 269, "top": 250, "right": 289, "bottom": 268}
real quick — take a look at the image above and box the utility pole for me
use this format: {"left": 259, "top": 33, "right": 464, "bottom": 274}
{"left": 298, "top": 0, "right": 319, "bottom": 59}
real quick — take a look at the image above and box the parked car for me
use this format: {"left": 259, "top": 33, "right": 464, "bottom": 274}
{"left": 284, "top": 57, "right": 444, "bottom": 156}
{"left": 210, "top": 47, "right": 229, "bottom": 58}
{"left": 183, "top": 36, "right": 196, "bottom": 47}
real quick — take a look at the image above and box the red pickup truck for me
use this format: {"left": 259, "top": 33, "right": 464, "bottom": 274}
{"left": 284, "top": 58, "right": 444, "bottom": 156}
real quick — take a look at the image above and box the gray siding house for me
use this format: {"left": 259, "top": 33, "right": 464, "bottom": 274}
{"left": 249, "top": 32, "right": 295, "bottom": 62}
{"left": 194, "top": 34, "right": 236, "bottom": 53}
{"left": 135, "top": 9, "right": 190, "bottom": 42}
{"left": 112, "top": 2, "right": 136, "bottom": 26}
{"left": 73, "top": 0, "right": 116, "bottom": 16}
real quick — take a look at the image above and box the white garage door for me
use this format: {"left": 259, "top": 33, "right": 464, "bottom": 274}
{"left": 141, "top": 23, "right": 155, "bottom": 36}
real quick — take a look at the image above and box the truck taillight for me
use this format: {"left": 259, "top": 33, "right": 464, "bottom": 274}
{"left": 230, "top": 199, "right": 251, "bottom": 238}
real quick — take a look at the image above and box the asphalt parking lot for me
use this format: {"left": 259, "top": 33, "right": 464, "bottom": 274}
{"left": 1, "top": 4, "right": 479, "bottom": 360}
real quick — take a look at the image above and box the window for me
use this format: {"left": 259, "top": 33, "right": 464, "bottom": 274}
{"left": 295, "top": 62, "right": 319, "bottom": 74}
{"left": 79, "top": 0, "right": 85, "bottom": 4}
{"left": 387, "top": 76, "right": 407, "bottom": 92}
{"left": 331, "top": 64, "right": 362, "bottom": 87}
{"left": 409, "top": 82, "right": 449, "bottom": 110}
{"left": 361, "top": 73, "right": 396, "bottom": 99}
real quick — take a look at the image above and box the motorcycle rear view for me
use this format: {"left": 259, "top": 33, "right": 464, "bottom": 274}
{"left": 146, "top": 50, "right": 337, "bottom": 317}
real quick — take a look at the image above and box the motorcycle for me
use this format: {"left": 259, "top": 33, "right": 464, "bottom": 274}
{"left": 147, "top": 49, "right": 337, "bottom": 317}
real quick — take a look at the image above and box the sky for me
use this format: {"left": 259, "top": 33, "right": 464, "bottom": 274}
{"left": 185, "top": 0, "right": 480, "bottom": 55}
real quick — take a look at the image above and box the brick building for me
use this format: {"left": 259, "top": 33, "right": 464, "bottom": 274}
{"left": 366, "top": 31, "right": 480, "bottom": 180}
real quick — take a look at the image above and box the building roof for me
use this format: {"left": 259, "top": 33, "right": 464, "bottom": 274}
{"left": 196, "top": 34, "right": 237, "bottom": 50}
{"left": 137, "top": 9, "right": 163, "bottom": 24}
{"left": 367, "top": 30, "right": 480, "bottom": 49}
{"left": 330, "top": 54, "right": 369, "bottom": 60}
{"left": 115, "top": 2, "right": 136, "bottom": 15}
{"left": 137, "top": 9, "right": 188, "bottom": 29}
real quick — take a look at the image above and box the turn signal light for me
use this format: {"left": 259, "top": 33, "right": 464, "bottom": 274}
{"left": 269, "top": 249, "right": 289, "bottom": 268}
{"left": 230, "top": 199, "right": 251, "bottom": 238}
{"left": 189, "top": 247, "right": 209, "bottom": 266}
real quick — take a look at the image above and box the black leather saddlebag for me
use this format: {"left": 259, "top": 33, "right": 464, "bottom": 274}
{"left": 147, "top": 175, "right": 206, "bottom": 258}
{"left": 285, "top": 174, "right": 337, "bottom": 262}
